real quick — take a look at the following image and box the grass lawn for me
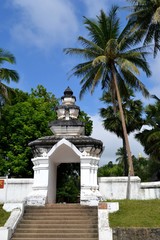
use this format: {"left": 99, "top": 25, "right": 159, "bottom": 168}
{"left": 0, "top": 204, "right": 10, "bottom": 227}
{"left": 109, "top": 200, "right": 160, "bottom": 228}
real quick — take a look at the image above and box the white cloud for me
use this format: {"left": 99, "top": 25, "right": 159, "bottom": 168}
{"left": 82, "top": 0, "right": 125, "bottom": 18}
{"left": 10, "top": 0, "right": 79, "bottom": 50}
{"left": 82, "top": 0, "right": 109, "bottom": 17}
{"left": 91, "top": 115, "right": 147, "bottom": 166}
{"left": 149, "top": 53, "right": 160, "bottom": 97}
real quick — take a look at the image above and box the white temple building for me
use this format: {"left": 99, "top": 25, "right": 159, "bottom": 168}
{"left": 27, "top": 87, "right": 103, "bottom": 206}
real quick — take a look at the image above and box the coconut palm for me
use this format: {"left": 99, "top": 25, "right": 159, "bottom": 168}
{"left": 64, "top": 6, "right": 151, "bottom": 178}
{"left": 100, "top": 90, "right": 144, "bottom": 175}
{"left": 0, "top": 48, "right": 19, "bottom": 103}
{"left": 136, "top": 95, "right": 160, "bottom": 159}
{"left": 127, "top": 0, "right": 160, "bottom": 56}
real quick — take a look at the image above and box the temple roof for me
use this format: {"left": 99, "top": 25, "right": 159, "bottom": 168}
{"left": 28, "top": 87, "right": 103, "bottom": 157}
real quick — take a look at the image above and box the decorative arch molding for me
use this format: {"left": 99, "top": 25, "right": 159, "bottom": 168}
{"left": 47, "top": 138, "right": 82, "bottom": 159}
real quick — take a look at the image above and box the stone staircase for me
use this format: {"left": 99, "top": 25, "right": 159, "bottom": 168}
{"left": 11, "top": 204, "right": 98, "bottom": 240}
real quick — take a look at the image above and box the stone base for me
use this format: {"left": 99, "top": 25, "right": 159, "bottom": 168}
{"left": 26, "top": 190, "right": 47, "bottom": 206}
{"left": 80, "top": 186, "right": 102, "bottom": 206}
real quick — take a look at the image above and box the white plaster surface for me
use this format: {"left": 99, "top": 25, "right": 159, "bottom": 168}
{"left": 0, "top": 227, "right": 12, "bottom": 240}
{"left": 0, "top": 203, "right": 25, "bottom": 240}
{"left": 98, "top": 208, "right": 113, "bottom": 240}
{"left": 0, "top": 176, "right": 160, "bottom": 206}
{"left": 0, "top": 179, "right": 33, "bottom": 203}
{"left": 99, "top": 176, "right": 140, "bottom": 199}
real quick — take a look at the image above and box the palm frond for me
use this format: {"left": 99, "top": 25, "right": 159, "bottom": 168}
{"left": 0, "top": 49, "right": 16, "bottom": 64}
{"left": 0, "top": 69, "right": 19, "bottom": 84}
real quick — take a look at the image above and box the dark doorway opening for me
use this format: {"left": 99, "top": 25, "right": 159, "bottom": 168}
{"left": 56, "top": 163, "right": 80, "bottom": 203}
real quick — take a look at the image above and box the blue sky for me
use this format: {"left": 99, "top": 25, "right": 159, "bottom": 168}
{"left": 1, "top": 0, "right": 160, "bottom": 166}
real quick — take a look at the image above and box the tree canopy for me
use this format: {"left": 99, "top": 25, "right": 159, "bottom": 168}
{"left": 0, "top": 85, "right": 58, "bottom": 177}
{"left": 0, "top": 85, "right": 93, "bottom": 177}
{"left": 64, "top": 6, "right": 151, "bottom": 177}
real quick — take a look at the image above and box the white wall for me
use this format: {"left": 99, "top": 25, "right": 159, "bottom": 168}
{"left": 0, "top": 179, "right": 33, "bottom": 203}
{"left": 98, "top": 176, "right": 160, "bottom": 200}
{"left": 0, "top": 176, "right": 160, "bottom": 204}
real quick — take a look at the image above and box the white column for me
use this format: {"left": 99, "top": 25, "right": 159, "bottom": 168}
{"left": 32, "top": 157, "right": 49, "bottom": 189}
{"left": 80, "top": 157, "right": 91, "bottom": 187}
{"left": 26, "top": 156, "right": 49, "bottom": 206}
{"left": 48, "top": 161, "right": 57, "bottom": 203}
{"left": 80, "top": 155, "right": 102, "bottom": 206}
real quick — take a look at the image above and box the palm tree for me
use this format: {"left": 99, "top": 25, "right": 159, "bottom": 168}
{"left": 126, "top": 0, "right": 160, "bottom": 56}
{"left": 136, "top": 95, "right": 160, "bottom": 160}
{"left": 0, "top": 48, "right": 19, "bottom": 103}
{"left": 64, "top": 6, "right": 151, "bottom": 179}
{"left": 100, "top": 90, "right": 144, "bottom": 175}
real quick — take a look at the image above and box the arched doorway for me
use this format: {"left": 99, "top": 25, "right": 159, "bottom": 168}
{"left": 56, "top": 162, "right": 80, "bottom": 203}
{"left": 47, "top": 138, "right": 81, "bottom": 204}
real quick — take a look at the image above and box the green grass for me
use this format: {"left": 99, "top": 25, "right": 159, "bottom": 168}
{"left": 0, "top": 204, "right": 10, "bottom": 227}
{"left": 109, "top": 200, "right": 160, "bottom": 228}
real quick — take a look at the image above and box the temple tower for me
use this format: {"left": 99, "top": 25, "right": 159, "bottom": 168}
{"left": 27, "top": 87, "right": 103, "bottom": 206}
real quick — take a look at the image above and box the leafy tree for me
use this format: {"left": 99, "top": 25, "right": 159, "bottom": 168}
{"left": 147, "top": 157, "right": 160, "bottom": 181}
{"left": 0, "top": 85, "right": 93, "bottom": 178}
{"left": 0, "top": 85, "right": 58, "bottom": 177}
{"left": 116, "top": 147, "right": 128, "bottom": 173}
{"left": 78, "top": 110, "right": 93, "bottom": 136}
{"left": 136, "top": 96, "right": 160, "bottom": 160}
{"left": 127, "top": 0, "right": 160, "bottom": 56}
{"left": 64, "top": 6, "right": 151, "bottom": 177}
{"left": 0, "top": 48, "right": 19, "bottom": 104}
{"left": 132, "top": 155, "right": 150, "bottom": 181}
{"left": 98, "top": 161, "right": 123, "bottom": 177}
{"left": 100, "top": 90, "right": 144, "bottom": 175}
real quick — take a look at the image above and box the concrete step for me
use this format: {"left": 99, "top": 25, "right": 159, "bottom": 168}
{"left": 11, "top": 205, "right": 98, "bottom": 240}
{"left": 23, "top": 215, "right": 98, "bottom": 220}
{"left": 25, "top": 208, "right": 97, "bottom": 213}
{"left": 25, "top": 208, "right": 97, "bottom": 214}
{"left": 12, "top": 238, "right": 98, "bottom": 240}
{"left": 16, "top": 228, "right": 98, "bottom": 234}
{"left": 13, "top": 233, "right": 98, "bottom": 238}
{"left": 18, "top": 223, "right": 98, "bottom": 229}
{"left": 20, "top": 219, "right": 98, "bottom": 224}
{"left": 24, "top": 212, "right": 97, "bottom": 217}
{"left": 26, "top": 204, "right": 97, "bottom": 209}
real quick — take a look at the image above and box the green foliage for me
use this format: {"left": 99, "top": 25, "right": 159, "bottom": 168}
{"left": 64, "top": 6, "right": 151, "bottom": 177}
{"left": 136, "top": 96, "right": 160, "bottom": 160}
{"left": 100, "top": 90, "right": 144, "bottom": 138}
{"left": 0, "top": 205, "right": 10, "bottom": 227}
{"left": 64, "top": 6, "right": 150, "bottom": 99}
{"left": 0, "top": 84, "right": 93, "bottom": 178}
{"left": 98, "top": 153, "right": 160, "bottom": 182}
{"left": 78, "top": 110, "right": 93, "bottom": 136}
{"left": 0, "top": 48, "right": 19, "bottom": 103}
{"left": 133, "top": 156, "right": 150, "bottom": 181}
{"left": 109, "top": 200, "right": 160, "bottom": 227}
{"left": 127, "top": 0, "right": 160, "bottom": 56}
{"left": 56, "top": 163, "right": 80, "bottom": 203}
{"left": 0, "top": 85, "right": 58, "bottom": 177}
{"left": 100, "top": 91, "right": 144, "bottom": 175}
{"left": 98, "top": 161, "right": 123, "bottom": 177}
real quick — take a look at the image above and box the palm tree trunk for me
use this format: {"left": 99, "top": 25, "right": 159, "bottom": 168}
{"left": 111, "top": 64, "right": 134, "bottom": 177}
{"left": 122, "top": 137, "right": 128, "bottom": 176}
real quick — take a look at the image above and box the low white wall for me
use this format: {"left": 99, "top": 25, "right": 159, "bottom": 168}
{"left": 140, "top": 182, "right": 160, "bottom": 199}
{"left": 0, "top": 179, "right": 33, "bottom": 203}
{"left": 0, "top": 177, "right": 160, "bottom": 204}
{"left": 0, "top": 203, "right": 25, "bottom": 240}
{"left": 98, "top": 176, "right": 160, "bottom": 200}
